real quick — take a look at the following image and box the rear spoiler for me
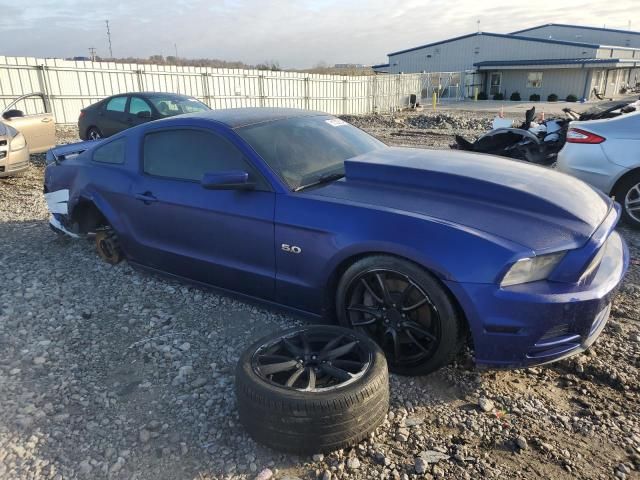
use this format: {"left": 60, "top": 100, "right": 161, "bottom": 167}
{"left": 45, "top": 139, "right": 102, "bottom": 165}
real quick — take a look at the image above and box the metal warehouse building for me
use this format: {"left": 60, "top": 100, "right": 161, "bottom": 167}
{"left": 373, "top": 23, "right": 640, "bottom": 100}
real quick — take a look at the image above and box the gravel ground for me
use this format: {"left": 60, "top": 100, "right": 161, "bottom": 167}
{"left": 341, "top": 111, "right": 494, "bottom": 149}
{"left": 0, "top": 120, "right": 639, "bottom": 480}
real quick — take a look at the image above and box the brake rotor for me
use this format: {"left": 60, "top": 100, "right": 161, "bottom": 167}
{"left": 95, "top": 230, "right": 123, "bottom": 265}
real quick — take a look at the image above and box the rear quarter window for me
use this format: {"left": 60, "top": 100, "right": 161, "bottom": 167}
{"left": 92, "top": 138, "right": 126, "bottom": 164}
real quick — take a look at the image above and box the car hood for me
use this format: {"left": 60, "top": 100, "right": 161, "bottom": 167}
{"left": 310, "top": 147, "right": 612, "bottom": 252}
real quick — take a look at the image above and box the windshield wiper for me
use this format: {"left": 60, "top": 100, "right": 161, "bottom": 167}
{"left": 294, "top": 172, "right": 345, "bottom": 192}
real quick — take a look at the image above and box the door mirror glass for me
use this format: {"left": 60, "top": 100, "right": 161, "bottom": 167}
{"left": 201, "top": 170, "right": 254, "bottom": 190}
{"left": 136, "top": 110, "right": 152, "bottom": 119}
{"left": 2, "top": 109, "right": 24, "bottom": 120}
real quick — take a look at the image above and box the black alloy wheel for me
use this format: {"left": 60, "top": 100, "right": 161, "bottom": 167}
{"left": 337, "top": 255, "right": 462, "bottom": 376}
{"left": 235, "top": 325, "right": 389, "bottom": 454}
{"left": 252, "top": 327, "right": 371, "bottom": 391}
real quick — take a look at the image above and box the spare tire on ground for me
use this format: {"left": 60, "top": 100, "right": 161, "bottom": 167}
{"left": 235, "top": 325, "right": 389, "bottom": 454}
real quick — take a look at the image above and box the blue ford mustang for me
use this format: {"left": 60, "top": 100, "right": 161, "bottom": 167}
{"left": 44, "top": 108, "right": 628, "bottom": 375}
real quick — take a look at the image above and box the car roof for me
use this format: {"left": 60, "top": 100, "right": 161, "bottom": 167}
{"left": 182, "top": 108, "right": 328, "bottom": 128}
{"left": 104, "top": 92, "right": 195, "bottom": 99}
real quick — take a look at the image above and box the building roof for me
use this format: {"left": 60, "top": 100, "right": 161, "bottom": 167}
{"left": 387, "top": 31, "right": 600, "bottom": 57}
{"left": 474, "top": 58, "right": 639, "bottom": 69}
{"left": 371, "top": 63, "right": 390, "bottom": 69}
{"left": 511, "top": 23, "right": 640, "bottom": 37}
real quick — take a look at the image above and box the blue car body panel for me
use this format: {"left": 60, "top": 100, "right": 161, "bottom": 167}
{"left": 44, "top": 109, "right": 629, "bottom": 368}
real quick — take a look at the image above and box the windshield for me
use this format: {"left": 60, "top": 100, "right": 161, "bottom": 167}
{"left": 149, "top": 96, "right": 210, "bottom": 117}
{"left": 237, "top": 115, "right": 386, "bottom": 190}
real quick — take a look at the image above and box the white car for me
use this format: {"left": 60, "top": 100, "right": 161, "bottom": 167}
{"left": 556, "top": 111, "right": 640, "bottom": 228}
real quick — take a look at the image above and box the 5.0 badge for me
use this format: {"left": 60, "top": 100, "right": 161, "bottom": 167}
{"left": 281, "top": 244, "right": 302, "bottom": 254}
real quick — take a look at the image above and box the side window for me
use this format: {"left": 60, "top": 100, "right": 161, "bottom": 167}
{"left": 143, "top": 129, "right": 266, "bottom": 187}
{"left": 93, "top": 138, "right": 126, "bottom": 164}
{"left": 105, "top": 96, "right": 127, "bottom": 112}
{"left": 129, "top": 97, "right": 152, "bottom": 115}
{"left": 11, "top": 94, "right": 48, "bottom": 116}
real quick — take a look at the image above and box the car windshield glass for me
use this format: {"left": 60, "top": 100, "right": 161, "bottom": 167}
{"left": 148, "top": 96, "right": 209, "bottom": 117}
{"left": 237, "top": 115, "right": 386, "bottom": 190}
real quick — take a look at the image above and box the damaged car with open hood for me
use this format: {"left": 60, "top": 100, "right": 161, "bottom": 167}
{"left": 43, "top": 108, "right": 628, "bottom": 375}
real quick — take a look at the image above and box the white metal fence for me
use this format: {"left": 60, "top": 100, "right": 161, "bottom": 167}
{"left": 0, "top": 56, "right": 465, "bottom": 124}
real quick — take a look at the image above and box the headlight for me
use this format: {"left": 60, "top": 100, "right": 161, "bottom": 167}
{"left": 500, "top": 252, "right": 566, "bottom": 287}
{"left": 10, "top": 132, "right": 26, "bottom": 152}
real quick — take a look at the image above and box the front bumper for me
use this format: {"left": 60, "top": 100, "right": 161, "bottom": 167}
{"left": 0, "top": 142, "right": 29, "bottom": 177}
{"left": 446, "top": 230, "right": 628, "bottom": 368}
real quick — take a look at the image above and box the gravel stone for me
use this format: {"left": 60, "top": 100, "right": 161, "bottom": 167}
{"left": 255, "top": 468, "right": 273, "bottom": 480}
{"left": 346, "top": 457, "right": 361, "bottom": 470}
{"left": 478, "top": 397, "right": 495, "bottom": 412}
{"left": 415, "top": 456, "right": 427, "bottom": 474}
{"left": 516, "top": 436, "right": 528, "bottom": 450}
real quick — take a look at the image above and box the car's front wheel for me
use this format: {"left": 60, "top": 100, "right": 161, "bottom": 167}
{"left": 336, "top": 255, "right": 463, "bottom": 376}
{"left": 615, "top": 172, "right": 640, "bottom": 229}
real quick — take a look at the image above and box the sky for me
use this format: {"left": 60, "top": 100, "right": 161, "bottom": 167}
{"left": 0, "top": 0, "right": 636, "bottom": 68}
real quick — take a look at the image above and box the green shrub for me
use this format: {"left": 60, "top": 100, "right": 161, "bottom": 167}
{"left": 510, "top": 92, "right": 521, "bottom": 101}
{"left": 566, "top": 94, "right": 578, "bottom": 102}
{"left": 529, "top": 93, "right": 541, "bottom": 101}
{"left": 493, "top": 93, "right": 504, "bottom": 100}
{"left": 477, "top": 91, "right": 488, "bottom": 100}
{"left": 547, "top": 93, "right": 559, "bottom": 102}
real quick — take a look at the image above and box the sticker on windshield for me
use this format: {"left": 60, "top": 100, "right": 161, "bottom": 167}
{"left": 326, "top": 118, "right": 348, "bottom": 127}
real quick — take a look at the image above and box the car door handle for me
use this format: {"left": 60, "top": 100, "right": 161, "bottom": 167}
{"left": 41, "top": 117, "right": 53, "bottom": 123}
{"left": 135, "top": 192, "right": 158, "bottom": 204}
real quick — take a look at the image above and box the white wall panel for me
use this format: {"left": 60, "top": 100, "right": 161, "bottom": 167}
{"left": 0, "top": 56, "right": 442, "bottom": 122}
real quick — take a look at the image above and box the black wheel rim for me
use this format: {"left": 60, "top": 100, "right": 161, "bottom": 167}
{"left": 252, "top": 328, "right": 371, "bottom": 392}
{"left": 89, "top": 129, "right": 101, "bottom": 140}
{"left": 344, "top": 269, "right": 441, "bottom": 369}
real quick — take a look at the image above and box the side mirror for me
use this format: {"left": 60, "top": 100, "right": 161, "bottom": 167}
{"left": 136, "top": 110, "right": 152, "bottom": 119}
{"left": 2, "top": 109, "right": 24, "bottom": 120}
{"left": 201, "top": 170, "right": 255, "bottom": 190}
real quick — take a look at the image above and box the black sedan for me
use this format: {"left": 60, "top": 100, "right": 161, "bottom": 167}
{"left": 78, "top": 92, "right": 210, "bottom": 140}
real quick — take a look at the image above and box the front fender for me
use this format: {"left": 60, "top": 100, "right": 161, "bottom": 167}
{"left": 274, "top": 194, "right": 528, "bottom": 315}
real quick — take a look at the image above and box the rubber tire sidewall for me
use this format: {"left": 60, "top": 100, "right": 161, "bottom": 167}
{"left": 615, "top": 173, "right": 640, "bottom": 229}
{"left": 336, "top": 255, "right": 462, "bottom": 376}
{"left": 235, "top": 325, "right": 389, "bottom": 454}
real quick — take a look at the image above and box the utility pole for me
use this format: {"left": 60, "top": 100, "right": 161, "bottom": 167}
{"left": 88, "top": 47, "right": 97, "bottom": 62}
{"left": 105, "top": 20, "right": 113, "bottom": 58}
{"left": 477, "top": 20, "right": 481, "bottom": 33}
{"left": 174, "top": 43, "right": 178, "bottom": 59}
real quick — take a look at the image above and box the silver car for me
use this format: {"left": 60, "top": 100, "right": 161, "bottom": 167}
{"left": 556, "top": 111, "right": 640, "bottom": 228}
{"left": 1, "top": 93, "right": 56, "bottom": 177}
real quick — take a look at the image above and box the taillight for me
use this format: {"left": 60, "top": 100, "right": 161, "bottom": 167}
{"left": 566, "top": 128, "right": 605, "bottom": 144}
{"left": 79, "top": 111, "right": 85, "bottom": 119}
